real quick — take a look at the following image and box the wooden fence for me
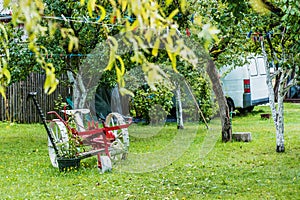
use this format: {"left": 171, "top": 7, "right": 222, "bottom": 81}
{"left": 0, "top": 73, "right": 71, "bottom": 123}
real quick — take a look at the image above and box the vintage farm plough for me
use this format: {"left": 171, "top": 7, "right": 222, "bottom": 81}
{"left": 28, "top": 92, "right": 131, "bottom": 172}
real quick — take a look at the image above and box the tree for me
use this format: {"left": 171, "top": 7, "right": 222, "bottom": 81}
{"left": 246, "top": 0, "right": 299, "bottom": 152}
{"left": 174, "top": 82, "right": 184, "bottom": 129}
{"left": 1, "top": 0, "right": 234, "bottom": 142}
{"left": 184, "top": 0, "right": 251, "bottom": 142}
{"left": 41, "top": 0, "right": 114, "bottom": 109}
{"left": 0, "top": 0, "right": 79, "bottom": 97}
{"left": 205, "top": 0, "right": 299, "bottom": 150}
{"left": 1, "top": 1, "right": 218, "bottom": 127}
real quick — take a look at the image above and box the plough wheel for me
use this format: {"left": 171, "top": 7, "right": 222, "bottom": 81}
{"left": 48, "top": 120, "right": 69, "bottom": 167}
{"left": 105, "top": 113, "right": 129, "bottom": 162}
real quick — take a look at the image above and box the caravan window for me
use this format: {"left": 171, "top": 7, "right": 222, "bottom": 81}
{"left": 249, "top": 58, "right": 258, "bottom": 76}
{"left": 257, "top": 57, "right": 266, "bottom": 75}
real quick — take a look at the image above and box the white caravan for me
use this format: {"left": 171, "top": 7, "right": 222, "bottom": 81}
{"left": 220, "top": 56, "right": 269, "bottom": 113}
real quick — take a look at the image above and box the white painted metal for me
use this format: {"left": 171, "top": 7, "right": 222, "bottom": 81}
{"left": 48, "top": 120, "right": 69, "bottom": 168}
{"left": 220, "top": 56, "right": 269, "bottom": 109}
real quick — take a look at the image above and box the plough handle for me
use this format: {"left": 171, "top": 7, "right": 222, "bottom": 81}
{"left": 27, "top": 92, "right": 59, "bottom": 156}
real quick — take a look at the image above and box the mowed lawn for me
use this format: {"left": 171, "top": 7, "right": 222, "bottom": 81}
{"left": 0, "top": 103, "right": 299, "bottom": 199}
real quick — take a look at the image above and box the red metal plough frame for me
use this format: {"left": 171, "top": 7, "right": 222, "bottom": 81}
{"left": 28, "top": 92, "right": 131, "bottom": 171}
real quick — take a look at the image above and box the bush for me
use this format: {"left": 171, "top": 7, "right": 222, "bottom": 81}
{"left": 130, "top": 84, "right": 174, "bottom": 124}
{"left": 178, "top": 65, "right": 217, "bottom": 122}
{"left": 129, "top": 72, "right": 216, "bottom": 123}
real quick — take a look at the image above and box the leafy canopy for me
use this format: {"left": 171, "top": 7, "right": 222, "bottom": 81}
{"left": 0, "top": 0, "right": 220, "bottom": 97}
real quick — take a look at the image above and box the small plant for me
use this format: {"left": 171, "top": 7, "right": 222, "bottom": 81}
{"left": 55, "top": 128, "right": 84, "bottom": 172}
{"left": 53, "top": 95, "right": 65, "bottom": 112}
{"left": 52, "top": 113, "right": 85, "bottom": 171}
{"left": 58, "top": 131, "right": 83, "bottom": 159}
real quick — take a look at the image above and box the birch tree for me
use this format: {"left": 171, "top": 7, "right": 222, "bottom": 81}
{"left": 248, "top": 0, "right": 299, "bottom": 152}
{"left": 173, "top": 81, "right": 183, "bottom": 129}
{"left": 191, "top": 0, "right": 299, "bottom": 146}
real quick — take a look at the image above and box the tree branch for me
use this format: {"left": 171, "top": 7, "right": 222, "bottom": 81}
{"left": 261, "top": 0, "right": 284, "bottom": 17}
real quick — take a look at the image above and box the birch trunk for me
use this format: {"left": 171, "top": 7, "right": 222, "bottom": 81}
{"left": 261, "top": 40, "right": 285, "bottom": 152}
{"left": 276, "top": 74, "right": 285, "bottom": 152}
{"left": 175, "top": 83, "right": 184, "bottom": 129}
{"left": 67, "top": 71, "right": 88, "bottom": 109}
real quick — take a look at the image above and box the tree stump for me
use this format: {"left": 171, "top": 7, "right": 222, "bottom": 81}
{"left": 233, "top": 132, "right": 252, "bottom": 142}
{"left": 261, "top": 113, "right": 270, "bottom": 119}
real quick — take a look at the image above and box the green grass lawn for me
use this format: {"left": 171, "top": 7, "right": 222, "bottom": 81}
{"left": 0, "top": 103, "right": 299, "bottom": 199}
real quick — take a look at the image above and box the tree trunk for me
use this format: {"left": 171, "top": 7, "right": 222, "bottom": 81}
{"left": 273, "top": 72, "right": 280, "bottom": 102}
{"left": 265, "top": 62, "right": 285, "bottom": 152}
{"left": 67, "top": 71, "right": 87, "bottom": 109}
{"left": 206, "top": 60, "right": 232, "bottom": 142}
{"left": 175, "top": 83, "right": 184, "bottom": 129}
{"left": 276, "top": 92, "right": 285, "bottom": 152}
{"left": 276, "top": 73, "right": 285, "bottom": 152}
{"left": 261, "top": 39, "right": 285, "bottom": 153}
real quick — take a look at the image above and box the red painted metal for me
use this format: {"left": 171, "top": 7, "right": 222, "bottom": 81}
{"left": 47, "top": 110, "right": 132, "bottom": 169}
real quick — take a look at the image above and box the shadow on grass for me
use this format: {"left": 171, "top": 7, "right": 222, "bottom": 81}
{"left": 234, "top": 108, "right": 266, "bottom": 118}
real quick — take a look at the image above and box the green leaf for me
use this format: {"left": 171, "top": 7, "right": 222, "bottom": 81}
{"left": 88, "top": 0, "right": 96, "bottom": 17}
{"left": 0, "top": 85, "right": 5, "bottom": 99}
{"left": 116, "top": 66, "right": 125, "bottom": 87}
{"left": 121, "top": 0, "right": 127, "bottom": 12}
{"left": 180, "top": 0, "right": 187, "bottom": 14}
{"left": 165, "top": 44, "right": 178, "bottom": 73}
{"left": 167, "top": 9, "right": 179, "bottom": 20}
{"left": 115, "top": 55, "right": 125, "bottom": 75}
{"left": 0, "top": 24, "right": 8, "bottom": 42}
{"left": 135, "top": 35, "right": 150, "bottom": 54}
{"left": 44, "top": 65, "right": 59, "bottom": 95}
{"left": 108, "top": 36, "right": 118, "bottom": 52}
{"left": 2, "top": 59, "right": 11, "bottom": 84}
{"left": 3, "top": 0, "right": 9, "bottom": 7}
{"left": 171, "top": 54, "right": 178, "bottom": 73}
{"left": 119, "top": 87, "right": 134, "bottom": 96}
{"left": 106, "top": 51, "right": 115, "bottom": 71}
{"left": 145, "top": 29, "right": 153, "bottom": 44}
{"left": 68, "top": 39, "right": 74, "bottom": 52}
{"left": 105, "top": 36, "right": 119, "bottom": 71}
{"left": 166, "top": 0, "right": 173, "bottom": 7}
{"left": 35, "top": 0, "right": 45, "bottom": 10}
{"left": 249, "top": 0, "right": 271, "bottom": 15}
{"left": 96, "top": 5, "right": 106, "bottom": 22}
{"left": 152, "top": 38, "right": 160, "bottom": 57}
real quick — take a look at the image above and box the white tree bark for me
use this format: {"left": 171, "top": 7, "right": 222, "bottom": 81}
{"left": 67, "top": 71, "right": 87, "bottom": 109}
{"left": 276, "top": 73, "right": 285, "bottom": 152}
{"left": 175, "top": 83, "right": 184, "bottom": 129}
{"left": 261, "top": 40, "right": 285, "bottom": 152}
